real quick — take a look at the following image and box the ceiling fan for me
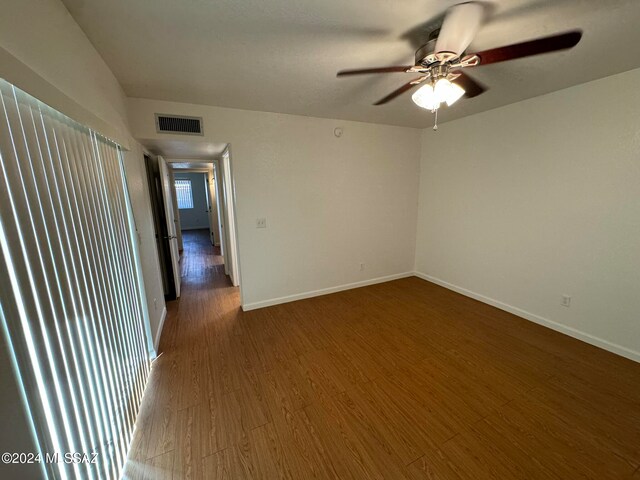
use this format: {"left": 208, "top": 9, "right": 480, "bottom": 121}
{"left": 337, "top": 2, "right": 582, "bottom": 129}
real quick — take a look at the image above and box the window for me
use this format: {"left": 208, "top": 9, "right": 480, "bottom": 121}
{"left": 175, "top": 179, "right": 194, "bottom": 209}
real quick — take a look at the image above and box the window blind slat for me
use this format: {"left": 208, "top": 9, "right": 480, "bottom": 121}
{"left": 0, "top": 84, "right": 80, "bottom": 480}
{"left": 0, "top": 79, "right": 151, "bottom": 480}
{"left": 46, "top": 113, "right": 123, "bottom": 480}
{"left": 100, "top": 136, "right": 147, "bottom": 438}
{"left": 62, "top": 124, "right": 129, "bottom": 473}
{"left": 61, "top": 123, "right": 130, "bottom": 471}
{"left": 101, "top": 140, "right": 149, "bottom": 375}
{"left": 0, "top": 105, "right": 74, "bottom": 480}
{"left": 19, "top": 98, "right": 102, "bottom": 480}
{"left": 97, "top": 140, "right": 147, "bottom": 413}
{"left": 83, "top": 133, "right": 138, "bottom": 450}
{"left": 37, "top": 110, "right": 115, "bottom": 480}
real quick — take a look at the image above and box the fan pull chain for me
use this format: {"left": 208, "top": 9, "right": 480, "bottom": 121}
{"left": 433, "top": 108, "right": 438, "bottom": 131}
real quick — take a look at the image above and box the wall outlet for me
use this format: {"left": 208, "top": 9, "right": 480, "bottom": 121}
{"left": 256, "top": 217, "right": 267, "bottom": 228}
{"left": 359, "top": 263, "right": 365, "bottom": 271}
{"left": 561, "top": 295, "right": 571, "bottom": 307}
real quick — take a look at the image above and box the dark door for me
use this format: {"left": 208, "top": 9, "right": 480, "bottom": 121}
{"left": 144, "top": 154, "right": 177, "bottom": 300}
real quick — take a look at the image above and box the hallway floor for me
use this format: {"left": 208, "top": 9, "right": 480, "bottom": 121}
{"left": 179, "top": 229, "right": 224, "bottom": 280}
{"left": 125, "top": 232, "right": 640, "bottom": 479}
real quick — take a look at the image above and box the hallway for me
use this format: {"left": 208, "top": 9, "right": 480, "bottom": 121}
{"left": 179, "top": 229, "right": 225, "bottom": 281}
{"left": 124, "top": 233, "right": 640, "bottom": 479}
{"left": 125, "top": 228, "right": 240, "bottom": 478}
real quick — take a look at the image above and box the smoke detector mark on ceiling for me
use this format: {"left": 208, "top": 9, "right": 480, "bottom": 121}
{"left": 155, "top": 114, "right": 203, "bottom": 135}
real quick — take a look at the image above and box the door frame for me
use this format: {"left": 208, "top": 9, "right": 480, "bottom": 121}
{"left": 205, "top": 171, "right": 220, "bottom": 246}
{"left": 150, "top": 151, "right": 243, "bottom": 304}
{"left": 143, "top": 154, "right": 177, "bottom": 300}
{"left": 214, "top": 148, "right": 241, "bottom": 291}
{"left": 158, "top": 155, "right": 181, "bottom": 298}
{"left": 221, "top": 149, "right": 240, "bottom": 287}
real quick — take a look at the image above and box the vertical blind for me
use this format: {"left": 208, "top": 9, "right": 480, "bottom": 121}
{"left": 0, "top": 79, "right": 150, "bottom": 479}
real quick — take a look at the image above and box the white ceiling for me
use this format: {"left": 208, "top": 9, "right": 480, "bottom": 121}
{"left": 63, "top": 0, "right": 640, "bottom": 128}
{"left": 141, "top": 138, "right": 227, "bottom": 159}
{"left": 169, "top": 163, "right": 213, "bottom": 171}
{"left": 166, "top": 158, "right": 214, "bottom": 171}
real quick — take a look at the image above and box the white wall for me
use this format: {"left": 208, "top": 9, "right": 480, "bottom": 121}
{"left": 0, "top": 0, "right": 129, "bottom": 145}
{"left": 128, "top": 99, "right": 422, "bottom": 308}
{"left": 415, "top": 67, "right": 640, "bottom": 361}
{"left": 0, "top": 0, "right": 166, "bottom": 348}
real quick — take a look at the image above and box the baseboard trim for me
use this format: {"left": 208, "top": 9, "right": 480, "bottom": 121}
{"left": 413, "top": 271, "right": 640, "bottom": 363}
{"left": 241, "top": 272, "right": 414, "bottom": 312}
{"left": 153, "top": 306, "right": 167, "bottom": 353}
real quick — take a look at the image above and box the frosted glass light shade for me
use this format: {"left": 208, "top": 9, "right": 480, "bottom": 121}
{"left": 412, "top": 84, "right": 440, "bottom": 110}
{"left": 445, "top": 81, "right": 465, "bottom": 106}
{"left": 434, "top": 78, "right": 466, "bottom": 107}
{"left": 413, "top": 79, "right": 466, "bottom": 110}
{"left": 434, "top": 78, "right": 451, "bottom": 98}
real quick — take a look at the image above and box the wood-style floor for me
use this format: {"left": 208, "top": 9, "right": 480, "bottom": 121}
{"left": 125, "top": 229, "right": 640, "bottom": 479}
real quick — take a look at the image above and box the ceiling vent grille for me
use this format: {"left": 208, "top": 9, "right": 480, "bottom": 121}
{"left": 155, "top": 114, "right": 203, "bottom": 135}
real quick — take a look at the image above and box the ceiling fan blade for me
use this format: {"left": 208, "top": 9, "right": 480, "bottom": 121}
{"left": 453, "top": 71, "right": 486, "bottom": 98}
{"left": 435, "top": 2, "right": 486, "bottom": 57}
{"left": 474, "top": 30, "right": 582, "bottom": 66}
{"left": 337, "top": 66, "right": 413, "bottom": 76}
{"left": 374, "top": 78, "right": 425, "bottom": 105}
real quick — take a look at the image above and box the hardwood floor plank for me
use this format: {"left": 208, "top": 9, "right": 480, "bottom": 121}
{"left": 143, "top": 451, "right": 174, "bottom": 480}
{"left": 335, "top": 381, "right": 424, "bottom": 466}
{"left": 200, "top": 389, "right": 248, "bottom": 458}
{"left": 174, "top": 405, "right": 202, "bottom": 479}
{"left": 129, "top": 352, "right": 180, "bottom": 462}
{"left": 259, "top": 361, "right": 314, "bottom": 414}
{"left": 314, "top": 392, "right": 412, "bottom": 479}
{"left": 294, "top": 349, "right": 348, "bottom": 399}
{"left": 245, "top": 422, "right": 294, "bottom": 480}
{"left": 128, "top": 229, "right": 640, "bottom": 480}
{"left": 202, "top": 447, "right": 253, "bottom": 480}
{"left": 528, "top": 381, "right": 640, "bottom": 464}
{"left": 303, "top": 402, "right": 403, "bottom": 480}
{"left": 477, "top": 396, "right": 636, "bottom": 479}
{"left": 437, "top": 426, "right": 560, "bottom": 480}
{"left": 270, "top": 405, "right": 342, "bottom": 479}
{"left": 407, "top": 452, "right": 464, "bottom": 480}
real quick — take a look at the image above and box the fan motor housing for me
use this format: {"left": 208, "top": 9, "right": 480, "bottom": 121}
{"left": 415, "top": 38, "right": 438, "bottom": 66}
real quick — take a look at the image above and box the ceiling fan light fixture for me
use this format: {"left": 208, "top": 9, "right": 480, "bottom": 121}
{"left": 412, "top": 84, "right": 440, "bottom": 111}
{"left": 440, "top": 79, "right": 465, "bottom": 106}
{"left": 434, "top": 78, "right": 453, "bottom": 103}
{"left": 413, "top": 79, "right": 466, "bottom": 111}
{"left": 337, "top": 1, "right": 583, "bottom": 116}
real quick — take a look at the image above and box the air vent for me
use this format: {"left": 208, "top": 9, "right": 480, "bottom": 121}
{"left": 155, "top": 114, "right": 203, "bottom": 135}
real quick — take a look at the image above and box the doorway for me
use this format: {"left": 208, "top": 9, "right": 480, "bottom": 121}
{"left": 143, "top": 149, "right": 241, "bottom": 301}
{"left": 174, "top": 172, "right": 210, "bottom": 233}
